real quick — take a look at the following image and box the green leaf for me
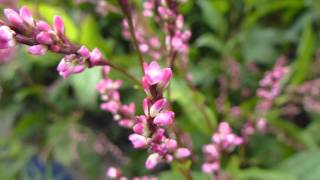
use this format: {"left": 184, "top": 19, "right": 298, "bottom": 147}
{"left": 171, "top": 79, "right": 217, "bottom": 135}
{"left": 290, "top": 23, "right": 314, "bottom": 85}
{"left": 80, "top": 16, "right": 112, "bottom": 54}
{"left": 14, "top": 112, "right": 46, "bottom": 139}
{"left": 69, "top": 67, "right": 101, "bottom": 109}
{"left": 195, "top": 34, "right": 224, "bottom": 53}
{"left": 197, "top": 0, "right": 228, "bottom": 36}
{"left": 159, "top": 171, "right": 184, "bottom": 180}
{"left": 237, "top": 168, "right": 298, "bottom": 180}
{"left": 277, "top": 150, "right": 320, "bottom": 180}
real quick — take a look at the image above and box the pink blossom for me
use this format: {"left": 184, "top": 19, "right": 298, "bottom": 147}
{"left": 175, "top": 148, "right": 191, "bottom": 159}
{"left": 28, "top": 45, "right": 47, "bottom": 55}
{"left": 129, "top": 134, "right": 148, "bottom": 149}
{"left": 145, "top": 153, "right": 160, "bottom": 170}
{"left": 0, "top": 26, "right": 15, "bottom": 49}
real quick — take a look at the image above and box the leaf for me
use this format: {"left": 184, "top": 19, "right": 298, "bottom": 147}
{"left": 80, "top": 16, "right": 112, "bottom": 54}
{"left": 195, "top": 34, "right": 224, "bottom": 53}
{"left": 14, "top": 112, "right": 46, "bottom": 139}
{"left": 171, "top": 79, "right": 217, "bottom": 135}
{"left": 191, "top": 171, "right": 213, "bottom": 180}
{"left": 237, "top": 168, "right": 298, "bottom": 180}
{"left": 277, "top": 150, "right": 320, "bottom": 180}
{"left": 290, "top": 23, "right": 314, "bottom": 85}
{"left": 197, "top": 0, "right": 228, "bottom": 36}
{"left": 159, "top": 171, "right": 184, "bottom": 180}
{"left": 69, "top": 67, "right": 101, "bottom": 109}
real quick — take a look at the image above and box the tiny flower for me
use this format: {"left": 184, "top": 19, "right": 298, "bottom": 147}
{"left": 106, "top": 167, "right": 121, "bottom": 179}
{"left": 175, "top": 148, "right": 191, "bottom": 159}
{"left": 100, "top": 101, "right": 120, "bottom": 114}
{"left": 4, "top": 8, "right": 25, "bottom": 30}
{"left": 149, "top": 98, "right": 167, "bottom": 117}
{"left": 203, "top": 144, "right": 219, "bottom": 159}
{"left": 77, "top": 45, "right": 90, "bottom": 59}
{"left": 129, "top": 134, "right": 148, "bottom": 149}
{"left": 145, "top": 153, "right": 160, "bottom": 170}
{"left": 90, "top": 48, "right": 103, "bottom": 65}
{"left": 57, "top": 58, "right": 86, "bottom": 78}
{"left": 28, "top": 45, "right": 47, "bottom": 55}
{"left": 36, "top": 32, "right": 53, "bottom": 45}
{"left": 165, "top": 139, "right": 177, "bottom": 151}
{"left": 133, "top": 123, "right": 145, "bottom": 135}
{"left": 153, "top": 111, "right": 174, "bottom": 126}
{"left": 36, "top": 21, "right": 51, "bottom": 32}
{"left": 0, "top": 26, "right": 15, "bottom": 49}
{"left": 19, "top": 6, "right": 34, "bottom": 26}
{"left": 139, "top": 43, "right": 149, "bottom": 53}
{"left": 53, "top": 16, "right": 65, "bottom": 35}
{"left": 143, "top": 61, "right": 172, "bottom": 89}
{"left": 202, "top": 162, "right": 219, "bottom": 174}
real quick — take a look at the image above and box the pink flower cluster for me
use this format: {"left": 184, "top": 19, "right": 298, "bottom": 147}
{"left": 143, "top": 0, "right": 191, "bottom": 55}
{"left": 97, "top": 66, "right": 136, "bottom": 128}
{"left": 241, "top": 118, "right": 268, "bottom": 141}
{"left": 257, "top": 56, "right": 289, "bottom": 112}
{"left": 129, "top": 61, "right": 190, "bottom": 170}
{"left": 296, "top": 79, "right": 320, "bottom": 113}
{"left": 122, "top": 17, "right": 162, "bottom": 61}
{"left": 106, "top": 166, "right": 157, "bottom": 180}
{"left": 0, "top": 7, "right": 106, "bottom": 78}
{"left": 202, "top": 122, "right": 243, "bottom": 176}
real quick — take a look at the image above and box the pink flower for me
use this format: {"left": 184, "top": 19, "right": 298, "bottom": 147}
{"left": 153, "top": 111, "right": 174, "bottom": 126}
{"left": 149, "top": 98, "right": 167, "bottom": 117}
{"left": 106, "top": 167, "right": 121, "bottom": 179}
{"left": 0, "top": 26, "right": 15, "bottom": 49}
{"left": 90, "top": 48, "right": 103, "bottom": 65}
{"left": 4, "top": 8, "right": 25, "bottom": 30}
{"left": 53, "top": 16, "right": 65, "bottom": 35}
{"left": 36, "top": 32, "right": 53, "bottom": 45}
{"left": 100, "top": 101, "right": 120, "bottom": 114}
{"left": 175, "top": 148, "right": 191, "bottom": 159}
{"left": 57, "top": 58, "right": 86, "bottom": 78}
{"left": 202, "top": 162, "right": 220, "bottom": 174}
{"left": 129, "top": 134, "right": 148, "bottom": 149}
{"left": 143, "top": 61, "right": 172, "bottom": 86}
{"left": 28, "top": 45, "right": 47, "bottom": 55}
{"left": 165, "top": 139, "right": 177, "bottom": 151}
{"left": 145, "top": 153, "right": 160, "bottom": 170}
{"left": 19, "top": 6, "right": 34, "bottom": 26}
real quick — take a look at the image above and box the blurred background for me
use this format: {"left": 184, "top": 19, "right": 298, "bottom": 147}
{"left": 1, "top": 0, "right": 320, "bottom": 179}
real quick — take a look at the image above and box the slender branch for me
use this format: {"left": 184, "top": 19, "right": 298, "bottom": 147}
{"left": 104, "top": 61, "right": 142, "bottom": 87}
{"left": 118, "top": 2, "right": 145, "bottom": 75}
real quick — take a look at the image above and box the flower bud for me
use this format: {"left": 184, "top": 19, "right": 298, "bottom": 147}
{"left": 4, "top": 9, "right": 25, "bottom": 31}
{"left": 78, "top": 45, "right": 90, "bottom": 59}
{"left": 90, "top": 48, "right": 103, "bottom": 65}
{"left": 149, "top": 99, "right": 167, "bottom": 117}
{"left": 0, "top": 26, "right": 15, "bottom": 49}
{"left": 175, "top": 148, "right": 191, "bottom": 159}
{"left": 129, "top": 134, "right": 148, "bottom": 149}
{"left": 28, "top": 45, "right": 46, "bottom": 55}
{"left": 145, "top": 153, "right": 160, "bottom": 170}
{"left": 19, "top": 7, "right": 34, "bottom": 26}
{"left": 153, "top": 111, "right": 174, "bottom": 126}
{"left": 36, "top": 32, "right": 53, "bottom": 45}
{"left": 53, "top": 16, "right": 65, "bottom": 35}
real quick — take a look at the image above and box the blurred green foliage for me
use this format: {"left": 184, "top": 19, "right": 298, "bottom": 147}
{"left": 1, "top": 0, "right": 320, "bottom": 179}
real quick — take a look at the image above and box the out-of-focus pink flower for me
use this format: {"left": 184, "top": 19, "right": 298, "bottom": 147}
{"left": 175, "top": 148, "right": 191, "bottom": 159}
{"left": 145, "top": 153, "right": 160, "bottom": 170}
{"left": 0, "top": 26, "right": 15, "bottom": 49}
{"left": 129, "top": 134, "right": 148, "bottom": 149}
